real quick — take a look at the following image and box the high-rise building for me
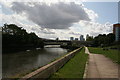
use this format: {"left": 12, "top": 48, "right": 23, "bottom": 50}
{"left": 70, "top": 37, "right": 74, "bottom": 41}
{"left": 80, "top": 35, "right": 85, "bottom": 41}
{"left": 86, "top": 34, "right": 89, "bottom": 41}
{"left": 113, "top": 23, "right": 120, "bottom": 41}
{"left": 75, "top": 38, "right": 78, "bottom": 41}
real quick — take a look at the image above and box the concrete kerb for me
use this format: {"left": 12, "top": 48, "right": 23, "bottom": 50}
{"left": 21, "top": 47, "right": 82, "bottom": 79}
{"left": 83, "top": 47, "right": 89, "bottom": 79}
{"left": 83, "top": 54, "right": 89, "bottom": 79}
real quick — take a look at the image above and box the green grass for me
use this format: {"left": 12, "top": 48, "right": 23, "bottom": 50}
{"left": 49, "top": 48, "right": 88, "bottom": 79}
{"left": 88, "top": 47, "right": 120, "bottom": 64}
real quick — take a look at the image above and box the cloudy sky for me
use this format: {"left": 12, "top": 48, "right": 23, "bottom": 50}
{"left": 0, "top": 0, "right": 119, "bottom": 40}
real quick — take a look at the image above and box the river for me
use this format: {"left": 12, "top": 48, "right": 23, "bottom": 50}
{"left": 2, "top": 46, "right": 68, "bottom": 78}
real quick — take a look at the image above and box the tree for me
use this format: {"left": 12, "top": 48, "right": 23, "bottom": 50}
{"left": 92, "top": 33, "right": 115, "bottom": 47}
{"left": 56, "top": 38, "right": 59, "bottom": 41}
{"left": 2, "top": 24, "right": 44, "bottom": 53}
{"left": 86, "top": 36, "right": 94, "bottom": 41}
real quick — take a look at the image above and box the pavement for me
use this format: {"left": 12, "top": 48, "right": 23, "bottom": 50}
{"left": 85, "top": 47, "right": 119, "bottom": 78}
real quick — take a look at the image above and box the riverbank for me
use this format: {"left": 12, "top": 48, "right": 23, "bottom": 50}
{"left": 88, "top": 47, "right": 120, "bottom": 64}
{"left": 3, "top": 48, "right": 68, "bottom": 78}
{"left": 49, "top": 47, "right": 88, "bottom": 79}
{"left": 20, "top": 48, "right": 81, "bottom": 79}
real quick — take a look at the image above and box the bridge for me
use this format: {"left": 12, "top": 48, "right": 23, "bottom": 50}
{"left": 43, "top": 39, "right": 92, "bottom": 47}
{"left": 43, "top": 39, "right": 70, "bottom": 45}
{"left": 44, "top": 45, "right": 60, "bottom": 48}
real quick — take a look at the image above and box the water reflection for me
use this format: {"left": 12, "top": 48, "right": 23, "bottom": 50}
{"left": 3, "top": 47, "right": 68, "bottom": 78}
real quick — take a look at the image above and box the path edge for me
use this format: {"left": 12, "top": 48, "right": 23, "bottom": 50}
{"left": 83, "top": 54, "right": 89, "bottom": 78}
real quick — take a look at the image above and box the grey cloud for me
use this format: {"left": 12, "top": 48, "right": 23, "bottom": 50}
{"left": 31, "top": 27, "right": 55, "bottom": 34}
{"left": 69, "top": 31, "right": 81, "bottom": 35}
{"left": 41, "top": 29, "right": 55, "bottom": 34}
{"left": 90, "top": 32, "right": 99, "bottom": 37}
{"left": 11, "top": 2, "right": 90, "bottom": 29}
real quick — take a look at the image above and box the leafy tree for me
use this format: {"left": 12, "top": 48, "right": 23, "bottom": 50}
{"left": 92, "top": 33, "right": 115, "bottom": 47}
{"left": 2, "top": 24, "right": 44, "bottom": 53}
{"left": 86, "top": 36, "right": 94, "bottom": 41}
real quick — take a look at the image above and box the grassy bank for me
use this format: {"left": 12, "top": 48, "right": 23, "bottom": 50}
{"left": 88, "top": 47, "right": 120, "bottom": 64}
{"left": 49, "top": 48, "right": 88, "bottom": 79}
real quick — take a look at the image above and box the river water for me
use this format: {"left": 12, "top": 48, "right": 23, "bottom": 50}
{"left": 2, "top": 46, "right": 68, "bottom": 78}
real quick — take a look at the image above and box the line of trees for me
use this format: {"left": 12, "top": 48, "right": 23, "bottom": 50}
{"left": 86, "top": 33, "right": 115, "bottom": 47}
{"left": 2, "top": 24, "right": 44, "bottom": 53}
{"left": 93, "top": 33, "right": 115, "bottom": 47}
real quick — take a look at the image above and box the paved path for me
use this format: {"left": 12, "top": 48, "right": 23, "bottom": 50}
{"left": 85, "top": 47, "right": 119, "bottom": 78}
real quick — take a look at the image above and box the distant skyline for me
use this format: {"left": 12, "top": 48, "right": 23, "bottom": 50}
{"left": 0, "top": 0, "right": 119, "bottom": 40}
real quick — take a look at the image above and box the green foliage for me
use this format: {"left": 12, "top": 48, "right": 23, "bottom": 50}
{"left": 49, "top": 48, "right": 88, "bottom": 79}
{"left": 86, "top": 36, "right": 94, "bottom": 41}
{"left": 88, "top": 47, "right": 120, "bottom": 64}
{"left": 2, "top": 24, "right": 44, "bottom": 53}
{"left": 60, "top": 41, "right": 80, "bottom": 50}
{"left": 92, "top": 33, "right": 115, "bottom": 47}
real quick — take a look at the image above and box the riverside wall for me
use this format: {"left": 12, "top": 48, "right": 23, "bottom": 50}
{"left": 22, "top": 47, "right": 82, "bottom": 79}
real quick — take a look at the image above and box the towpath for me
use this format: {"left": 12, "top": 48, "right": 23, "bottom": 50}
{"left": 85, "top": 47, "right": 119, "bottom": 78}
